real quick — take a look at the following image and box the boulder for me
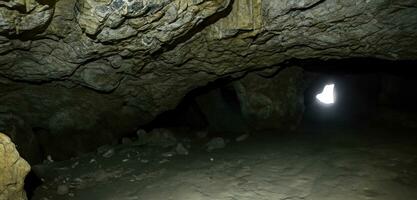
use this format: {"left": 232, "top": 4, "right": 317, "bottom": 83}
{"left": 0, "top": 132, "right": 31, "bottom": 200}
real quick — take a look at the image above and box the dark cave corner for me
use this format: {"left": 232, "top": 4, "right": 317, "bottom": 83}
{"left": 24, "top": 171, "right": 43, "bottom": 200}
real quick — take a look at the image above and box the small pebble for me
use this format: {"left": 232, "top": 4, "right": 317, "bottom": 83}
{"left": 175, "top": 143, "right": 189, "bottom": 155}
{"left": 57, "top": 184, "right": 69, "bottom": 195}
{"left": 236, "top": 133, "right": 250, "bottom": 142}
{"left": 102, "top": 149, "right": 115, "bottom": 158}
{"left": 162, "top": 152, "right": 174, "bottom": 157}
{"left": 71, "top": 161, "right": 79, "bottom": 169}
{"left": 159, "top": 159, "right": 169, "bottom": 164}
{"left": 136, "top": 129, "right": 147, "bottom": 137}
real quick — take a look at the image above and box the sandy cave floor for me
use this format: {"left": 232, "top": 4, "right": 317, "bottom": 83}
{"left": 31, "top": 127, "right": 417, "bottom": 200}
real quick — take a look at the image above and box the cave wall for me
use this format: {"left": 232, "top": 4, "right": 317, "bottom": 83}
{"left": 1, "top": 0, "right": 417, "bottom": 161}
{"left": 235, "top": 66, "right": 304, "bottom": 131}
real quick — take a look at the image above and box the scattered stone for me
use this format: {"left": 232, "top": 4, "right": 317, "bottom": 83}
{"left": 0, "top": 132, "right": 31, "bottom": 200}
{"left": 46, "top": 155, "right": 54, "bottom": 163}
{"left": 121, "top": 137, "right": 132, "bottom": 145}
{"left": 206, "top": 137, "right": 226, "bottom": 152}
{"left": 89, "top": 158, "right": 96, "bottom": 163}
{"left": 122, "top": 159, "right": 129, "bottom": 162}
{"left": 71, "top": 161, "right": 79, "bottom": 169}
{"left": 97, "top": 145, "right": 115, "bottom": 158}
{"left": 97, "top": 145, "right": 112, "bottom": 155}
{"left": 140, "top": 159, "right": 149, "bottom": 164}
{"left": 73, "top": 178, "right": 83, "bottom": 183}
{"left": 136, "top": 129, "right": 147, "bottom": 138}
{"left": 175, "top": 143, "right": 189, "bottom": 155}
{"left": 159, "top": 159, "right": 170, "bottom": 164}
{"left": 102, "top": 149, "right": 115, "bottom": 158}
{"left": 137, "top": 128, "right": 177, "bottom": 147}
{"left": 210, "top": 158, "right": 215, "bottom": 162}
{"left": 57, "top": 184, "right": 69, "bottom": 195}
{"left": 162, "top": 152, "right": 174, "bottom": 157}
{"left": 68, "top": 192, "right": 75, "bottom": 197}
{"left": 236, "top": 133, "right": 250, "bottom": 142}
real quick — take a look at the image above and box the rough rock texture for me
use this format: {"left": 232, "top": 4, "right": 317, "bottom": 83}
{"left": 0, "top": 0, "right": 417, "bottom": 159}
{"left": 235, "top": 66, "right": 304, "bottom": 131}
{"left": 0, "top": 132, "right": 31, "bottom": 200}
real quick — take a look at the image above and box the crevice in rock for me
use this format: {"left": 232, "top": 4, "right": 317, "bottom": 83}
{"left": 286, "top": 0, "right": 327, "bottom": 13}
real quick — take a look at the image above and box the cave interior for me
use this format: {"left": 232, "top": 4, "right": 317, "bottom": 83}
{"left": 15, "top": 59, "right": 417, "bottom": 200}
{"left": 1, "top": 0, "right": 417, "bottom": 198}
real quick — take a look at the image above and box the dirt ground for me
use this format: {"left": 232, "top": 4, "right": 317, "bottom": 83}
{"left": 31, "top": 126, "right": 417, "bottom": 200}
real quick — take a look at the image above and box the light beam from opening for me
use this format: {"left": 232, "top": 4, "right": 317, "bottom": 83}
{"left": 316, "top": 84, "right": 335, "bottom": 104}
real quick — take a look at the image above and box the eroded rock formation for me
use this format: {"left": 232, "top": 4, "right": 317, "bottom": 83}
{"left": 0, "top": 132, "right": 31, "bottom": 200}
{"left": 0, "top": 0, "right": 416, "bottom": 160}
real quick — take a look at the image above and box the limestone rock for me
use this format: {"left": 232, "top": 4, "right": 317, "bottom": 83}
{"left": 0, "top": 132, "right": 30, "bottom": 200}
{"left": 56, "top": 184, "right": 69, "bottom": 195}
{"left": 0, "top": 0, "right": 54, "bottom": 36}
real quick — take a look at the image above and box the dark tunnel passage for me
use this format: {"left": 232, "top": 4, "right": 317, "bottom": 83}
{"left": 139, "top": 58, "right": 417, "bottom": 134}
{"left": 301, "top": 59, "right": 417, "bottom": 129}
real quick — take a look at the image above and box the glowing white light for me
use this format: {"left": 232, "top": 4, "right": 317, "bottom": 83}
{"left": 316, "top": 84, "right": 335, "bottom": 104}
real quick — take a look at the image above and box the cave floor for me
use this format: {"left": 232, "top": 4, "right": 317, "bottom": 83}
{"left": 32, "top": 127, "right": 417, "bottom": 200}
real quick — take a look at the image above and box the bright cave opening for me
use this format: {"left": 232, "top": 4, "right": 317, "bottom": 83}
{"left": 316, "top": 83, "right": 335, "bottom": 105}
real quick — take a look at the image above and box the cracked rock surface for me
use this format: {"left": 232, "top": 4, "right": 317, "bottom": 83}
{"left": 0, "top": 0, "right": 417, "bottom": 160}
{"left": 0, "top": 132, "right": 31, "bottom": 200}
